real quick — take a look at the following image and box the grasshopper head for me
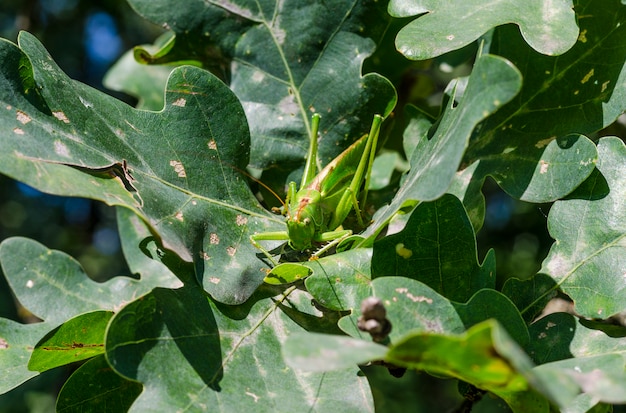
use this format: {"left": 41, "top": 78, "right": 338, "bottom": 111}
{"left": 286, "top": 189, "right": 323, "bottom": 251}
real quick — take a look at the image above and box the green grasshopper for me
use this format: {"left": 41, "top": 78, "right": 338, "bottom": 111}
{"left": 250, "top": 113, "right": 383, "bottom": 266}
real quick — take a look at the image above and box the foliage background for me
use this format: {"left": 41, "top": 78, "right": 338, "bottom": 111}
{"left": 0, "top": 1, "right": 624, "bottom": 412}
{"left": 0, "top": 1, "right": 160, "bottom": 411}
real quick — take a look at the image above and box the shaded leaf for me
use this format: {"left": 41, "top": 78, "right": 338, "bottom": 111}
{"left": 391, "top": 0, "right": 578, "bottom": 58}
{"left": 462, "top": 0, "right": 625, "bottom": 202}
{"left": 0, "top": 230, "right": 180, "bottom": 395}
{"left": 106, "top": 285, "right": 374, "bottom": 412}
{"left": 372, "top": 194, "right": 496, "bottom": 303}
{"left": 0, "top": 237, "right": 176, "bottom": 324}
{"left": 528, "top": 312, "right": 626, "bottom": 364}
{"left": 56, "top": 355, "right": 142, "bottom": 413}
{"left": 472, "top": 134, "right": 598, "bottom": 203}
{"left": 527, "top": 312, "right": 626, "bottom": 408}
{"left": 453, "top": 289, "right": 529, "bottom": 348}
{"left": 447, "top": 160, "right": 487, "bottom": 233}
{"left": 127, "top": 0, "right": 397, "bottom": 169}
{"left": 501, "top": 274, "right": 558, "bottom": 323}
{"left": 103, "top": 33, "right": 174, "bottom": 111}
{"left": 369, "top": 151, "right": 407, "bottom": 191}
{"left": 116, "top": 207, "right": 188, "bottom": 287}
{"left": 540, "top": 137, "right": 626, "bottom": 318}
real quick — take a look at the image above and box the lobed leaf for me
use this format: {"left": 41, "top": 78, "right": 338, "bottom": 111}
{"left": 540, "top": 137, "right": 626, "bottom": 319}
{"left": 115, "top": 207, "right": 189, "bottom": 286}
{"left": 103, "top": 33, "right": 174, "bottom": 111}
{"left": 0, "top": 318, "right": 53, "bottom": 394}
{"left": 391, "top": 0, "right": 579, "bottom": 59}
{"left": 105, "top": 285, "right": 374, "bottom": 412}
{"left": 283, "top": 333, "right": 387, "bottom": 373}
{"left": 0, "top": 237, "right": 179, "bottom": 325}
{"left": 453, "top": 289, "right": 529, "bottom": 348}
{"left": 0, "top": 215, "right": 181, "bottom": 395}
{"left": 462, "top": 0, "right": 625, "bottom": 202}
{"left": 385, "top": 320, "right": 554, "bottom": 413}
{"left": 337, "top": 276, "right": 465, "bottom": 340}
{"left": 305, "top": 248, "right": 373, "bottom": 313}
{"left": 362, "top": 53, "right": 522, "bottom": 238}
{"left": 0, "top": 32, "right": 284, "bottom": 304}
{"left": 501, "top": 274, "right": 558, "bottom": 323}
{"left": 529, "top": 312, "right": 626, "bottom": 408}
{"left": 56, "top": 355, "right": 142, "bottom": 412}
{"left": 372, "top": 194, "right": 496, "bottom": 303}
{"left": 126, "top": 0, "right": 397, "bottom": 170}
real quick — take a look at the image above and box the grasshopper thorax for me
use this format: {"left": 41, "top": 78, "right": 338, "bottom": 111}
{"left": 286, "top": 187, "right": 324, "bottom": 251}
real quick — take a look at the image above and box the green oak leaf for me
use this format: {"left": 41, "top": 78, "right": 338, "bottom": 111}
{"left": 28, "top": 311, "right": 112, "bottom": 372}
{"left": 539, "top": 355, "right": 626, "bottom": 405}
{"left": 501, "top": 273, "right": 558, "bottom": 323}
{"left": 462, "top": 0, "right": 625, "bottom": 202}
{"left": 391, "top": 0, "right": 578, "bottom": 59}
{"left": 56, "top": 355, "right": 142, "bottom": 413}
{"left": 103, "top": 33, "right": 174, "bottom": 111}
{"left": 361, "top": 53, "right": 522, "bottom": 239}
{"left": 304, "top": 248, "right": 373, "bottom": 313}
{"left": 540, "top": 137, "right": 626, "bottom": 319}
{"left": 0, "top": 237, "right": 179, "bottom": 325}
{"left": 453, "top": 289, "right": 529, "bottom": 348}
{"left": 105, "top": 285, "right": 374, "bottom": 412}
{"left": 0, "top": 216, "right": 181, "bottom": 394}
{"left": 286, "top": 318, "right": 558, "bottom": 412}
{"left": 126, "top": 0, "right": 397, "bottom": 170}
{"left": 115, "top": 207, "right": 189, "bottom": 287}
{"left": 385, "top": 320, "right": 553, "bottom": 413}
{"left": 372, "top": 194, "right": 496, "bottom": 303}
{"left": 337, "top": 276, "right": 465, "bottom": 340}
{"left": 283, "top": 333, "right": 388, "bottom": 373}
{"left": 263, "top": 262, "right": 312, "bottom": 285}
{"left": 369, "top": 150, "right": 407, "bottom": 191}
{"left": 0, "top": 318, "right": 52, "bottom": 394}
{"left": 528, "top": 313, "right": 626, "bottom": 409}
{"left": 447, "top": 159, "right": 488, "bottom": 233}
{"left": 0, "top": 32, "right": 285, "bottom": 304}
{"left": 528, "top": 316, "right": 626, "bottom": 411}
{"left": 528, "top": 312, "right": 626, "bottom": 365}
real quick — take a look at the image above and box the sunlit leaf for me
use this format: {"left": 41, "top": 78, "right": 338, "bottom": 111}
{"left": 461, "top": 0, "right": 625, "bottom": 202}
{"left": 362, "top": 54, "right": 522, "bottom": 238}
{"left": 0, "top": 33, "right": 283, "bottom": 304}
{"left": 391, "top": 0, "right": 578, "bottom": 58}
{"left": 29, "top": 311, "right": 112, "bottom": 372}
{"left": 540, "top": 138, "right": 626, "bottom": 318}
{"left": 0, "top": 319, "right": 52, "bottom": 394}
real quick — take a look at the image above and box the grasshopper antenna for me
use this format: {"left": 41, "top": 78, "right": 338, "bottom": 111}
{"left": 221, "top": 161, "right": 286, "bottom": 211}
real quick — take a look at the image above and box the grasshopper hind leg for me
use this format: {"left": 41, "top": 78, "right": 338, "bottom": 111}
{"left": 309, "top": 229, "right": 353, "bottom": 260}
